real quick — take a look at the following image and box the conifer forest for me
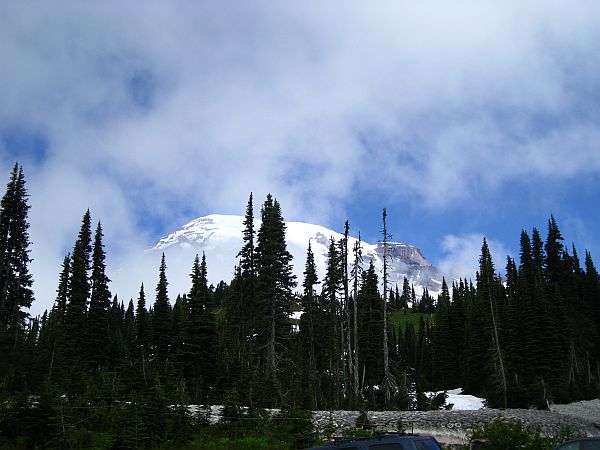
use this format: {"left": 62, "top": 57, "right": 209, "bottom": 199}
{"left": 1, "top": 163, "right": 599, "bottom": 448}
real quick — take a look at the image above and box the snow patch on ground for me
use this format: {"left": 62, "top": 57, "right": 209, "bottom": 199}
{"left": 447, "top": 389, "right": 485, "bottom": 410}
{"left": 428, "top": 388, "right": 485, "bottom": 410}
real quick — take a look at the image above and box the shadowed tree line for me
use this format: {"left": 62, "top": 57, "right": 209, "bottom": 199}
{"left": 0, "top": 164, "right": 599, "bottom": 448}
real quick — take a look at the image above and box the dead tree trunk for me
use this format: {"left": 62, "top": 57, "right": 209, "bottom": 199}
{"left": 343, "top": 222, "right": 353, "bottom": 400}
{"left": 488, "top": 277, "right": 507, "bottom": 409}
{"left": 382, "top": 208, "right": 397, "bottom": 403}
{"left": 352, "top": 234, "right": 362, "bottom": 398}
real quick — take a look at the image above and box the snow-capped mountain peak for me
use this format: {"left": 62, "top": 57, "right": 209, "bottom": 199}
{"left": 152, "top": 214, "right": 443, "bottom": 298}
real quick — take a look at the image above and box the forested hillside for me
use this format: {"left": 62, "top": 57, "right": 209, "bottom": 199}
{"left": 1, "top": 164, "right": 599, "bottom": 448}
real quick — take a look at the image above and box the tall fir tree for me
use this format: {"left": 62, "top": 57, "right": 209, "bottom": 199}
{"left": 322, "top": 236, "right": 342, "bottom": 407}
{"left": 531, "top": 227, "right": 545, "bottom": 289}
{"left": 136, "top": 283, "right": 149, "bottom": 385}
{"left": 544, "top": 216, "right": 565, "bottom": 285}
{"left": 584, "top": 251, "right": 600, "bottom": 368}
{"left": 357, "top": 261, "right": 383, "bottom": 396}
{"left": 237, "top": 193, "right": 256, "bottom": 367}
{"left": 152, "top": 254, "right": 171, "bottom": 366}
{"left": 123, "top": 299, "right": 136, "bottom": 357}
{"left": 514, "top": 230, "right": 545, "bottom": 403}
{"left": 63, "top": 210, "right": 92, "bottom": 362}
{"left": 0, "top": 163, "right": 34, "bottom": 345}
{"left": 45, "top": 254, "right": 71, "bottom": 384}
{"left": 221, "top": 266, "right": 245, "bottom": 396}
{"left": 400, "top": 277, "right": 410, "bottom": 309}
{"left": 432, "top": 278, "right": 455, "bottom": 388}
{"left": 542, "top": 218, "right": 571, "bottom": 398}
{"left": 52, "top": 255, "right": 71, "bottom": 323}
{"left": 255, "top": 194, "right": 296, "bottom": 385}
{"left": 299, "top": 241, "right": 319, "bottom": 408}
{"left": 85, "top": 222, "right": 111, "bottom": 369}
{"left": 181, "top": 253, "right": 217, "bottom": 403}
{"left": 475, "top": 239, "right": 507, "bottom": 407}
{"left": 448, "top": 280, "right": 466, "bottom": 388}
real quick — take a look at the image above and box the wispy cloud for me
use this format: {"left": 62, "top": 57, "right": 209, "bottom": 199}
{"left": 438, "top": 234, "right": 512, "bottom": 281}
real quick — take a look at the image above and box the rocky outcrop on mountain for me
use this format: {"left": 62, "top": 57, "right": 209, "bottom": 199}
{"left": 372, "top": 242, "right": 444, "bottom": 292}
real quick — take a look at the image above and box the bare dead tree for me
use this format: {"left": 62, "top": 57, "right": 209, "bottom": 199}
{"left": 486, "top": 261, "right": 507, "bottom": 409}
{"left": 343, "top": 221, "right": 353, "bottom": 401}
{"left": 351, "top": 233, "right": 363, "bottom": 397}
{"left": 382, "top": 208, "right": 397, "bottom": 403}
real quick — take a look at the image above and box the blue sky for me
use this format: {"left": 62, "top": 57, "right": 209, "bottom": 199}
{"left": 1, "top": 2, "right": 599, "bottom": 314}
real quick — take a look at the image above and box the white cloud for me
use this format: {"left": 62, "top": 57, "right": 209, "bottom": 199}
{"left": 438, "top": 234, "right": 512, "bottom": 281}
{"left": 0, "top": 2, "right": 598, "bottom": 313}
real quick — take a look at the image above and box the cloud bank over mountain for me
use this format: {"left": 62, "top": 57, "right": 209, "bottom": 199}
{"left": 1, "top": 2, "right": 599, "bottom": 313}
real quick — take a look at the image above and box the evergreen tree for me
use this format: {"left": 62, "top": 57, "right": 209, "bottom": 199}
{"left": 0, "top": 163, "right": 34, "bottom": 345}
{"left": 170, "top": 295, "right": 185, "bottom": 363}
{"left": 531, "top": 227, "right": 545, "bottom": 288}
{"left": 220, "top": 266, "right": 245, "bottom": 396}
{"left": 239, "top": 194, "right": 256, "bottom": 280}
{"left": 123, "top": 299, "right": 136, "bottom": 360}
{"left": 541, "top": 218, "right": 571, "bottom": 398}
{"left": 403, "top": 321, "right": 417, "bottom": 373}
{"left": 85, "top": 222, "right": 111, "bottom": 369}
{"left": 545, "top": 216, "right": 565, "bottom": 284}
{"left": 53, "top": 255, "right": 70, "bottom": 323}
{"left": 181, "top": 253, "right": 217, "bottom": 402}
{"left": 448, "top": 280, "right": 466, "bottom": 387}
{"left": 415, "top": 316, "right": 433, "bottom": 393}
{"left": 45, "top": 255, "right": 71, "bottom": 384}
{"left": 152, "top": 254, "right": 171, "bottom": 366}
{"left": 512, "top": 230, "right": 546, "bottom": 403}
{"left": 136, "top": 283, "right": 149, "bottom": 385}
{"left": 108, "top": 295, "right": 127, "bottom": 368}
{"left": 299, "top": 241, "right": 319, "bottom": 408}
{"left": 322, "top": 236, "right": 343, "bottom": 407}
{"left": 584, "top": 251, "right": 600, "bottom": 368}
{"left": 432, "top": 278, "right": 455, "bottom": 388}
{"left": 255, "top": 194, "right": 296, "bottom": 384}
{"left": 472, "top": 239, "right": 507, "bottom": 407}
{"left": 503, "top": 254, "right": 531, "bottom": 406}
{"left": 237, "top": 193, "right": 256, "bottom": 368}
{"left": 418, "top": 288, "right": 435, "bottom": 313}
{"left": 584, "top": 251, "right": 600, "bottom": 319}
{"left": 63, "top": 210, "right": 92, "bottom": 363}
{"left": 400, "top": 277, "right": 410, "bottom": 309}
{"left": 357, "top": 261, "right": 383, "bottom": 397}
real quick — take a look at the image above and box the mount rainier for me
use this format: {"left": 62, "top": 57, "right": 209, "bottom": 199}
{"left": 152, "top": 214, "right": 444, "bottom": 299}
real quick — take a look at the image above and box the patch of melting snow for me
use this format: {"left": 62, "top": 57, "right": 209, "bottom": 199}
{"left": 427, "top": 388, "right": 485, "bottom": 410}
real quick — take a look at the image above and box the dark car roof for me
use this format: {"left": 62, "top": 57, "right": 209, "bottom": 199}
{"left": 303, "top": 432, "right": 441, "bottom": 449}
{"left": 553, "top": 437, "right": 600, "bottom": 450}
